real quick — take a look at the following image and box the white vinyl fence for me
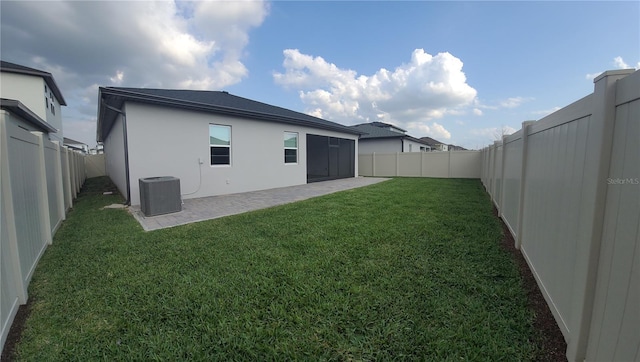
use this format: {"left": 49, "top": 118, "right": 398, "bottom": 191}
{"left": 359, "top": 150, "right": 481, "bottom": 178}
{"left": 481, "top": 69, "right": 639, "bottom": 362}
{"left": 1, "top": 113, "right": 86, "bottom": 353}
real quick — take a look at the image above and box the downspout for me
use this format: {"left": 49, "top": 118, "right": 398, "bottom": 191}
{"left": 102, "top": 101, "right": 131, "bottom": 205}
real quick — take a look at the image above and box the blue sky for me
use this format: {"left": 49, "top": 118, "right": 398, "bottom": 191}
{"left": 1, "top": 1, "right": 638, "bottom": 149}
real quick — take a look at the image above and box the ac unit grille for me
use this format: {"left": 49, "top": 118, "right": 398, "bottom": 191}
{"left": 139, "top": 177, "right": 181, "bottom": 217}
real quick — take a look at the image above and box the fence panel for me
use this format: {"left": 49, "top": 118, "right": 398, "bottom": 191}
{"left": 500, "top": 133, "right": 522, "bottom": 237}
{"left": 85, "top": 153, "right": 106, "bottom": 178}
{"left": 358, "top": 151, "right": 481, "bottom": 178}
{"left": 421, "top": 152, "right": 450, "bottom": 177}
{"left": 585, "top": 71, "right": 640, "bottom": 362}
{"left": 44, "top": 139, "right": 63, "bottom": 233}
{"left": 491, "top": 143, "right": 503, "bottom": 209}
{"left": 450, "top": 151, "right": 482, "bottom": 178}
{"left": 0, "top": 112, "right": 85, "bottom": 354}
{"left": 480, "top": 69, "right": 638, "bottom": 361}
{"left": 397, "top": 152, "right": 421, "bottom": 176}
{"left": 7, "top": 123, "right": 49, "bottom": 286}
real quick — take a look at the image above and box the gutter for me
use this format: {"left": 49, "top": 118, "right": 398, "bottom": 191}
{"left": 101, "top": 101, "right": 131, "bottom": 206}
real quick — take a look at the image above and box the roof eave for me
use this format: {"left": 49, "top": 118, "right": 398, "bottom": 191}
{"left": 0, "top": 98, "right": 58, "bottom": 133}
{"left": 99, "top": 88, "right": 362, "bottom": 137}
{"left": 1, "top": 65, "right": 67, "bottom": 106}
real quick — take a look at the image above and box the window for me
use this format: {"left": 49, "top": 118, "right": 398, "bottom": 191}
{"left": 284, "top": 132, "right": 298, "bottom": 163}
{"left": 210, "top": 124, "right": 231, "bottom": 165}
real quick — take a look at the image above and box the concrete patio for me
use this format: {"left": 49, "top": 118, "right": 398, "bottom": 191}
{"left": 129, "top": 177, "right": 389, "bottom": 231}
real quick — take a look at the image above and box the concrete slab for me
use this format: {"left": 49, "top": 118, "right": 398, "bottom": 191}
{"left": 129, "top": 177, "right": 389, "bottom": 231}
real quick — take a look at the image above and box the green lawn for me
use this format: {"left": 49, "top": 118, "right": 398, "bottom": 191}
{"left": 15, "top": 177, "right": 538, "bottom": 360}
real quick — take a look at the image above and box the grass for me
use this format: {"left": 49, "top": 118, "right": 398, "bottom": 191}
{"left": 14, "top": 177, "right": 538, "bottom": 360}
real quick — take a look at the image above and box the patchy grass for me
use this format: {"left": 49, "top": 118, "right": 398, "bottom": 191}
{"left": 14, "top": 177, "right": 538, "bottom": 360}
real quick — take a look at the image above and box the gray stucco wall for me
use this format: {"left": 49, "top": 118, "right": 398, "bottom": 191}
{"left": 358, "top": 138, "right": 402, "bottom": 154}
{"left": 123, "top": 102, "right": 358, "bottom": 206}
{"left": 402, "top": 138, "right": 429, "bottom": 152}
{"left": 103, "top": 113, "right": 127, "bottom": 200}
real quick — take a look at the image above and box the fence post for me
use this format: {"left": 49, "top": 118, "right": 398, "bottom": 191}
{"left": 448, "top": 150, "right": 451, "bottom": 178}
{"left": 52, "top": 141, "right": 66, "bottom": 221}
{"left": 0, "top": 115, "right": 27, "bottom": 303}
{"left": 499, "top": 137, "right": 509, "bottom": 217}
{"left": 515, "top": 121, "right": 536, "bottom": 249}
{"left": 420, "top": 151, "right": 424, "bottom": 177}
{"left": 372, "top": 152, "right": 376, "bottom": 176}
{"left": 63, "top": 147, "right": 73, "bottom": 209}
{"left": 566, "top": 69, "right": 634, "bottom": 362}
{"left": 491, "top": 140, "right": 501, "bottom": 206}
{"left": 31, "top": 132, "right": 53, "bottom": 245}
{"left": 395, "top": 152, "right": 399, "bottom": 176}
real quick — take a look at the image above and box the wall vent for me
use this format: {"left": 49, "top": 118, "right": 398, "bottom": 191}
{"left": 139, "top": 176, "right": 181, "bottom": 217}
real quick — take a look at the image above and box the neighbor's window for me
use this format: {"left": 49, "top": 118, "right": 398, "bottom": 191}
{"left": 284, "top": 132, "right": 298, "bottom": 163}
{"left": 210, "top": 124, "right": 231, "bottom": 165}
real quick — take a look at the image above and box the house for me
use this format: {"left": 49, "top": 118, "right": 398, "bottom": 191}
{"left": 351, "top": 122, "right": 431, "bottom": 153}
{"left": 63, "top": 137, "right": 89, "bottom": 154}
{"left": 0, "top": 60, "right": 66, "bottom": 143}
{"left": 0, "top": 98, "right": 58, "bottom": 137}
{"left": 418, "top": 136, "right": 468, "bottom": 152}
{"left": 97, "top": 87, "right": 362, "bottom": 206}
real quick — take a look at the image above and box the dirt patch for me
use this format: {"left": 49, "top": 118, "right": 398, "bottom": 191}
{"left": 1, "top": 302, "right": 31, "bottom": 361}
{"left": 495, "top": 207, "right": 567, "bottom": 361}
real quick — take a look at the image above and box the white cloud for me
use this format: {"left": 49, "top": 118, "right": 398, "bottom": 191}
{"left": 499, "top": 96, "right": 533, "bottom": 109}
{"left": 110, "top": 70, "right": 124, "bottom": 85}
{"left": 406, "top": 121, "right": 452, "bottom": 140}
{"left": 586, "top": 56, "right": 640, "bottom": 80}
{"left": 473, "top": 108, "right": 483, "bottom": 116}
{"left": 0, "top": 0, "right": 269, "bottom": 146}
{"left": 612, "top": 56, "right": 640, "bottom": 70}
{"left": 273, "top": 48, "right": 477, "bottom": 132}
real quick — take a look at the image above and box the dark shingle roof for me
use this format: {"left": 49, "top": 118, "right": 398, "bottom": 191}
{"left": 369, "top": 121, "right": 407, "bottom": 133}
{"left": 97, "top": 87, "right": 361, "bottom": 142}
{"left": 351, "top": 123, "right": 405, "bottom": 139}
{"left": 351, "top": 123, "right": 430, "bottom": 146}
{"left": 0, "top": 60, "right": 67, "bottom": 105}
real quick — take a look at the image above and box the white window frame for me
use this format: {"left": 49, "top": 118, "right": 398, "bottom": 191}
{"left": 284, "top": 131, "right": 298, "bottom": 164}
{"left": 209, "top": 124, "right": 231, "bottom": 166}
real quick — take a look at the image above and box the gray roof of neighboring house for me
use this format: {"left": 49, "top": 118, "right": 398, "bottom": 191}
{"left": 369, "top": 121, "right": 407, "bottom": 133}
{"left": 419, "top": 136, "right": 444, "bottom": 147}
{"left": 0, "top": 98, "right": 58, "bottom": 133}
{"left": 351, "top": 123, "right": 431, "bottom": 146}
{"left": 351, "top": 123, "right": 405, "bottom": 139}
{"left": 97, "top": 87, "right": 362, "bottom": 142}
{"left": 63, "top": 137, "right": 86, "bottom": 146}
{"left": 0, "top": 60, "right": 67, "bottom": 105}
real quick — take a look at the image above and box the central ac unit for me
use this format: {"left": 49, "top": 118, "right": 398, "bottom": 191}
{"left": 139, "top": 176, "right": 181, "bottom": 217}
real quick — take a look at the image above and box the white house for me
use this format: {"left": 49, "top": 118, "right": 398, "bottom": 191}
{"left": 97, "top": 87, "right": 362, "bottom": 206}
{"left": 0, "top": 61, "right": 66, "bottom": 143}
{"left": 351, "top": 122, "right": 431, "bottom": 154}
{"left": 63, "top": 137, "right": 89, "bottom": 154}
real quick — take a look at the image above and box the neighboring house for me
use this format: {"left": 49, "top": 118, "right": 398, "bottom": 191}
{"left": 0, "top": 98, "right": 57, "bottom": 137}
{"left": 89, "top": 144, "right": 104, "bottom": 155}
{"left": 0, "top": 60, "right": 66, "bottom": 143}
{"left": 351, "top": 122, "right": 431, "bottom": 154}
{"left": 63, "top": 137, "right": 89, "bottom": 154}
{"left": 419, "top": 136, "right": 468, "bottom": 152}
{"left": 448, "top": 144, "right": 468, "bottom": 151}
{"left": 97, "top": 87, "right": 362, "bottom": 206}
